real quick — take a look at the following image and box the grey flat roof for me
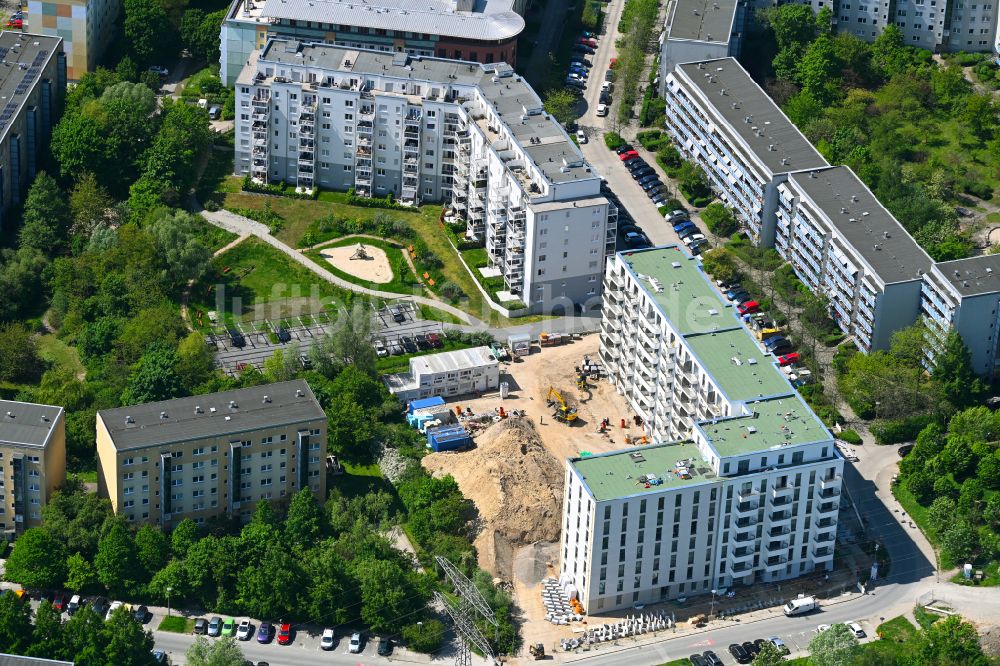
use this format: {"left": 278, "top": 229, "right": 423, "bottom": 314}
{"left": 259, "top": 0, "right": 524, "bottom": 40}
{"left": 0, "top": 655, "right": 73, "bottom": 666}
{"left": 256, "top": 40, "right": 595, "bottom": 186}
{"left": 934, "top": 254, "right": 1000, "bottom": 297}
{"left": 788, "top": 166, "right": 932, "bottom": 285}
{"left": 0, "top": 32, "right": 61, "bottom": 144}
{"left": 410, "top": 346, "right": 497, "bottom": 374}
{"left": 668, "top": 0, "right": 739, "bottom": 43}
{"left": 675, "top": 58, "right": 827, "bottom": 176}
{"left": 0, "top": 400, "right": 62, "bottom": 449}
{"left": 98, "top": 380, "right": 325, "bottom": 451}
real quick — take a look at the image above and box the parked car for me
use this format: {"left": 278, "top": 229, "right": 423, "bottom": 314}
{"left": 665, "top": 209, "right": 688, "bottom": 223}
{"left": 650, "top": 192, "right": 669, "bottom": 206}
{"left": 194, "top": 618, "right": 208, "bottom": 635}
{"left": 619, "top": 224, "right": 641, "bottom": 236}
{"left": 401, "top": 336, "right": 418, "bottom": 353}
{"left": 321, "top": 628, "right": 336, "bottom": 650}
{"left": 767, "top": 339, "right": 793, "bottom": 355}
{"left": 637, "top": 173, "right": 660, "bottom": 185}
{"left": 389, "top": 341, "right": 404, "bottom": 355}
{"left": 564, "top": 78, "right": 586, "bottom": 90}
{"left": 275, "top": 326, "right": 291, "bottom": 342}
{"left": 768, "top": 637, "right": 790, "bottom": 655}
{"left": 389, "top": 305, "right": 405, "bottom": 322}
{"left": 576, "top": 129, "right": 587, "bottom": 144}
{"left": 689, "top": 655, "right": 708, "bottom": 666}
{"left": 726, "top": 287, "right": 749, "bottom": 301}
{"left": 349, "top": 632, "right": 364, "bottom": 653}
{"left": 674, "top": 221, "right": 697, "bottom": 234}
{"left": 227, "top": 328, "right": 246, "bottom": 348}
{"left": 763, "top": 335, "right": 789, "bottom": 351}
{"left": 377, "top": 637, "right": 394, "bottom": 656}
{"left": 570, "top": 57, "right": 591, "bottom": 68}
{"left": 105, "top": 601, "right": 123, "bottom": 621}
{"left": 6, "top": 19, "right": 22, "bottom": 28}
{"left": 689, "top": 239, "right": 709, "bottom": 254}
{"left": 53, "top": 595, "right": 68, "bottom": 613}
{"left": 677, "top": 226, "right": 700, "bottom": 240}
{"left": 619, "top": 149, "right": 638, "bottom": 161}
{"left": 577, "top": 37, "right": 598, "bottom": 47}
{"left": 599, "top": 91, "right": 611, "bottom": 104}
{"left": 567, "top": 67, "right": 588, "bottom": 78}
{"left": 742, "top": 641, "right": 760, "bottom": 658}
{"left": 425, "top": 332, "right": 443, "bottom": 348}
{"left": 898, "top": 443, "right": 915, "bottom": 457}
{"left": 641, "top": 180, "right": 664, "bottom": 192}
{"left": 415, "top": 335, "right": 432, "bottom": 350}
{"left": 67, "top": 595, "right": 81, "bottom": 615}
{"left": 626, "top": 159, "right": 649, "bottom": 172}
{"left": 605, "top": 68, "right": 615, "bottom": 81}
{"left": 152, "top": 650, "right": 168, "bottom": 665}
{"left": 703, "top": 651, "right": 724, "bottom": 666}
{"left": 602, "top": 81, "right": 613, "bottom": 93}
{"left": 221, "top": 618, "right": 236, "bottom": 637}
{"left": 373, "top": 339, "right": 388, "bottom": 357}
{"left": 133, "top": 605, "right": 149, "bottom": 624}
{"left": 777, "top": 352, "right": 801, "bottom": 366}
{"left": 277, "top": 623, "right": 292, "bottom": 645}
{"left": 208, "top": 616, "right": 223, "bottom": 637}
{"left": 596, "top": 103, "right": 608, "bottom": 117}
{"left": 624, "top": 231, "right": 648, "bottom": 247}
{"left": 614, "top": 144, "right": 634, "bottom": 154}
{"left": 737, "top": 300, "right": 760, "bottom": 315}
{"left": 728, "top": 643, "right": 751, "bottom": 664}
{"left": 631, "top": 167, "right": 654, "bottom": 180}
{"left": 816, "top": 624, "right": 832, "bottom": 634}
{"left": 845, "top": 621, "right": 866, "bottom": 638}
{"left": 572, "top": 44, "right": 594, "bottom": 54}
{"left": 566, "top": 72, "right": 585, "bottom": 82}
{"left": 237, "top": 619, "right": 253, "bottom": 641}
{"left": 148, "top": 65, "right": 169, "bottom": 77}
{"left": 682, "top": 233, "right": 706, "bottom": 246}
{"left": 257, "top": 622, "right": 273, "bottom": 643}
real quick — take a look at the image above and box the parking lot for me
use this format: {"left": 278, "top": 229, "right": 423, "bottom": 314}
{"left": 209, "top": 302, "right": 445, "bottom": 374}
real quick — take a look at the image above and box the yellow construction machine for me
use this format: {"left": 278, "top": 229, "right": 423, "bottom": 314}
{"left": 546, "top": 387, "right": 579, "bottom": 423}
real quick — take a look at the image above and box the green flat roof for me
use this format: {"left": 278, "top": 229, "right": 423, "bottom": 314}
{"left": 571, "top": 442, "right": 719, "bottom": 501}
{"left": 621, "top": 247, "right": 734, "bottom": 335}
{"left": 686, "top": 329, "right": 792, "bottom": 402}
{"left": 698, "top": 395, "right": 830, "bottom": 458}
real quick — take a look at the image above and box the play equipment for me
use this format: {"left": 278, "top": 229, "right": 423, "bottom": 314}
{"left": 546, "top": 387, "right": 578, "bottom": 423}
{"left": 350, "top": 243, "right": 371, "bottom": 260}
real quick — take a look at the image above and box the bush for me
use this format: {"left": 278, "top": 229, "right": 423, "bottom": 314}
{"left": 604, "top": 132, "right": 625, "bottom": 150}
{"left": 838, "top": 429, "right": 863, "bottom": 445}
{"left": 701, "top": 203, "right": 738, "bottom": 236}
{"left": 345, "top": 188, "right": 410, "bottom": 210}
{"left": 872, "top": 414, "right": 937, "bottom": 444}
{"left": 438, "top": 280, "right": 464, "bottom": 302}
{"left": 402, "top": 619, "right": 446, "bottom": 653}
{"left": 241, "top": 174, "right": 319, "bottom": 200}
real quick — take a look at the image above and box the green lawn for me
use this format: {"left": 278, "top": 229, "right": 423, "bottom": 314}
{"left": 913, "top": 605, "right": 942, "bottom": 629}
{"left": 891, "top": 482, "right": 948, "bottom": 567}
{"left": 157, "top": 616, "right": 194, "bottom": 633}
{"left": 189, "top": 210, "right": 239, "bottom": 252}
{"left": 303, "top": 237, "right": 423, "bottom": 296}
{"left": 188, "top": 237, "right": 367, "bottom": 329}
{"left": 418, "top": 303, "right": 463, "bottom": 324}
{"left": 877, "top": 616, "right": 917, "bottom": 642}
{"left": 951, "top": 559, "right": 1000, "bottom": 586}
{"left": 36, "top": 333, "right": 84, "bottom": 378}
{"left": 657, "top": 660, "right": 692, "bottom": 666}
{"left": 336, "top": 463, "right": 403, "bottom": 513}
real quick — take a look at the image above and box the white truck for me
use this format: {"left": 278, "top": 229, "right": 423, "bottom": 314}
{"left": 783, "top": 595, "right": 818, "bottom": 616}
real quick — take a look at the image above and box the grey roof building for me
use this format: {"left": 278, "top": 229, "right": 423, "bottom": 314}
{"left": 0, "top": 400, "right": 66, "bottom": 535}
{"left": 0, "top": 656, "right": 73, "bottom": 666}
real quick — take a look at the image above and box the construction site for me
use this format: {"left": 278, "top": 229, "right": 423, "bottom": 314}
{"left": 419, "top": 333, "right": 652, "bottom": 649}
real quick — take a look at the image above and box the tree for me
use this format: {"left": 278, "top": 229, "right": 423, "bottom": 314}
{"left": 262, "top": 345, "right": 301, "bottom": 383}
{"left": 148, "top": 210, "right": 212, "bottom": 290}
{"left": 798, "top": 34, "right": 841, "bottom": 105}
{"left": 70, "top": 172, "right": 115, "bottom": 238}
{"left": 0, "top": 590, "right": 33, "bottom": 654}
{"left": 27, "top": 601, "right": 65, "bottom": 659}
{"left": 807, "top": 623, "right": 860, "bottom": 666}
{"left": 301, "top": 543, "right": 357, "bottom": 624}
{"left": 912, "top": 615, "right": 989, "bottom": 666}
{"left": 353, "top": 558, "right": 428, "bottom": 635}
{"left": 751, "top": 641, "right": 785, "bottom": 666}
{"left": 5, "top": 528, "right": 68, "bottom": 589}
{"left": 332, "top": 303, "right": 377, "bottom": 376}
{"left": 234, "top": 543, "right": 304, "bottom": 619}
{"left": 186, "top": 636, "right": 247, "bottom": 666}
{"left": 926, "top": 496, "right": 957, "bottom": 536}
{"left": 102, "top": 606, "right": 159, "bottom": 666}
{"left": 124, "top": 0, "right": 176, "bottom": 66}
{"left": 40, "top": 486, "right": 115, "bottom": 558}
{"left": 940, "top": 519, "right": 979, "bottom": 563}
{"left": 135, "top": 525, "right": 170, "bottom": 579}
{"left": 761, "top": 4, "right": 819, "bottom": 51}
{"left": 95, "top": 521, "right": 143, "bottom": 596}
{"left": 701, "top": 203, "right": 738, "bottom": 236}
{"left": 871, "top": 24, "right": 908, "bottom": 77}
{"left": 65, "top": 552, "right": 100, "bottom": 593}
{"left": 0, "top": 322, "right": 42, "bottom": 382}
{"left": 19, "top": 172, "right": 71, "bottom": 255}
{"left": 176, "top": 332, "right": 217, "bottom": 390}
{"left": 0, "top": 248, "right": 48, "bottom": 322}
{"left": 543, "top": 88, "right": 579, "bottom": 127}
{"left": 700, "top": 247, "right": 740, "bottom": 283}
{"left": 180, "top": 9, "right": 227, "bottom": 63}
{"left": 171, "top": 518, "right": 200, "bottom": 558}
{"left": 121, "top": 345, "right": 184, "bottom": 405}
{"left": 933, "top": 330, "right": 986, "bottom": 409}
{"left": 285, "top": 488, "right": 326, "bottom": 549}
{"left": 402, "top": 619, "right": 445, "bottom": 653}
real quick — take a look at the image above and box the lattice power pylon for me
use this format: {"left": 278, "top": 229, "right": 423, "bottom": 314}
{"left": 436, "top": 556, "right": 499, "bottom": 666}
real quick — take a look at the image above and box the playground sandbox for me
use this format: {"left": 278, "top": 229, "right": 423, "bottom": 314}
{"left": 320, "top": 243, "right": 394, "bottom": 284}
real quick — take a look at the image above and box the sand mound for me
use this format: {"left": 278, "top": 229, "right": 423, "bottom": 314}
{"left": 320, "top": 243, "right": 393, "bottom": 283}
{"left": 422, "top": 417, "right": 563, "bottom": 579}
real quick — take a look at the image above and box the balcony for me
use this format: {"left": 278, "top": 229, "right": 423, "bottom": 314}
{"left": 764, "top": 537, "right": 788, "bottom": 552}
{"left": 764, "top": 556, "right": 788, "bottom": 571}
{"left": 820, "top": 475, "right": 842, "bottom": 491}
{"left": 734, "top": 530, "right": 755, "bottom": 543}
{"left": 731, "top": 561, "right": 753, "bottom": 575}
{"left": 815, "top": 517, "right": 836, "bottom": 529}
{"left": 771, "top": 484, "right": 793, "bottom": 499}
{"left": 812, "top": 546, "right": 833, "bottom": 561}
{"left": 733, "top": 501, "right": 758, "bottom": 518}
{"left": 816, "top": 501, "right": 838, "bottom": 516}
{"left": 730, "top": 546, "right": 755, "bottom": 563}
{"left": 770, "top": 511, "right": 792, "bottom": 527}
{"left": 738, "top": 488, "right": 760, "bottom": 503}
{"left": 768, "top": 525, "right": 791, "bottom": 538}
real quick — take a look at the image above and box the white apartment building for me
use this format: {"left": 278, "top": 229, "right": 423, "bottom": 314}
{"left": 921, "top": 255, "right": 1000, "bottom": 376}
{"left": 383, "top": 345, "right": 500, "bottom": 400}
{"left": 658, "top": 0, "right": 748, "bottom": 84}
{"left": 663, "top": 58, "right": 828, "bottom": 247}
{"left": 235, "top": 40, "right": 615, "bottom": 312}
{"left": 775, "top": 166, "right": 932, "bottom": 352}
{"left": 564, "top": 245, "right": 842, "bottom": 613}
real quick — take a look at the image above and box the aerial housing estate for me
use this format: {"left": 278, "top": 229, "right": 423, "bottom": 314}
{"left": 235, "top": 40, "right": 616, "bottom": 312}
{"left": 662, "top": 55, "right": 1000, "bottom": 374}
{"left": 0, "top": 32, "right": 65, "bottom": 231}
{"left": 0, "top": 400, "right": 67, "bottom": 537}
{"left": 559, "top": 246, "right": 842, "bottom": 612}
{"left": 96, "top": 380, "right": 327, "bottom": 527}
{"left": 219, "top": 0, "right": 527, "bottom": 85}
{"left": 383, "top": 346, "right": 500, "bottom": 401}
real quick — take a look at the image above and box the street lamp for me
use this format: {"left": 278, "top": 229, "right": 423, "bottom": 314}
{"left": 166, "top": 586, "right": 173, "bottom": 617}
{"left": 710, "top": 589, "right": 717, "bottom": 619}
{"left": 874, "top": 401, "right": 881, "bottom": 420}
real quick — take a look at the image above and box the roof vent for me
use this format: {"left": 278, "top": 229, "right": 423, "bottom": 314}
{"left": 210, "top": 407, "right": 217, "bottom": 413}
{"left": 748, "top": 358, "right": 758, "bottom": 365}
{"left": 40, "top": 415, "right": 49, "bottom": 422}
{"left": 263, "top": 395, "right": 271, "bottom": 403}
{"left": 883, "top": 231, "right": 890, "bottom": 239}
{"left": 225, "top": 416, "right": 232, "bottom": 421}
{"left": 296, "top": 389, "right": 305, "bottom": 397}
{"left": 873, "top": 244, "right": 881, "bottom": 251}
{"left": 851, "top": 195, "right": 858, "bottom": 202}
{"left": 720, "top": 88, "right": 726, "bottom": 96}
{"left": 629, "top": 452, "right": 647, "bottom": 463}
{"left": 195, "top": 406, "right": 203, "bottom": 414}
{"left": 160, "top": 411, "right": 168, "bottom": 419}
{"left": 672, "top": 261, "right": 682, "bottom": 268}
{"left": 988, "top": 268, "right": 994, "bottom": 275}
{"left": 747, "top": 426, "right": 757, "bottom": 434}
{"left": 768, "top": 144, "right": 775, "bottom": 151}
{"left": 5, "top": 411, "right": 12, "bottom": 418}
{"left": 229, "top": 400, "right": 238, "bottom": 409}
{"left": 125, "top": 415, "right": 134, "bottom": 424}
{"left": 840, "top": 207, "right": 847, "bottom": 214}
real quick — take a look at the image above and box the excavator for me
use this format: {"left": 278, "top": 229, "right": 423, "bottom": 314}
{"left": 546, "top": 387, "right": 579, "bottom": 424}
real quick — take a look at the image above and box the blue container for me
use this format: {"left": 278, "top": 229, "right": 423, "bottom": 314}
{"left": 408, "top": 396, "right": 445, "bottom": 414}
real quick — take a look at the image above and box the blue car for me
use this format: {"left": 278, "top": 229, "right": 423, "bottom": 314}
{"left": 763, "top": 336, "right": 788, "bottom": 351}
{"left": 674, "top": 221, "right": 696, "bottom": 233}
{"left": 568, "top": 67, "right": 589, "bottom": 78}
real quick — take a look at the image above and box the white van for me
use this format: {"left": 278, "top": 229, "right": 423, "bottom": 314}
{"left": 783, "top": 595, "right": 818, "bottom": 616}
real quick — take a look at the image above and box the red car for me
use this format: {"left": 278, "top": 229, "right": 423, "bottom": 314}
{"left": 277, "top": 623, "right": 293, "bottom": 645}
{"left": 777, "top": 353, "right": 800, "bottom": 367}
{"left": 6, "top": 18, "right": 21, "bottom": 28}
{"left": 737, "top": 300, "right": 759, "bottom": 315}
{"left": 619, "top": 150, "right": 639, "bottom": 161}
{"left": 577, "top": 37, "right": 597, "bottom": 48}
